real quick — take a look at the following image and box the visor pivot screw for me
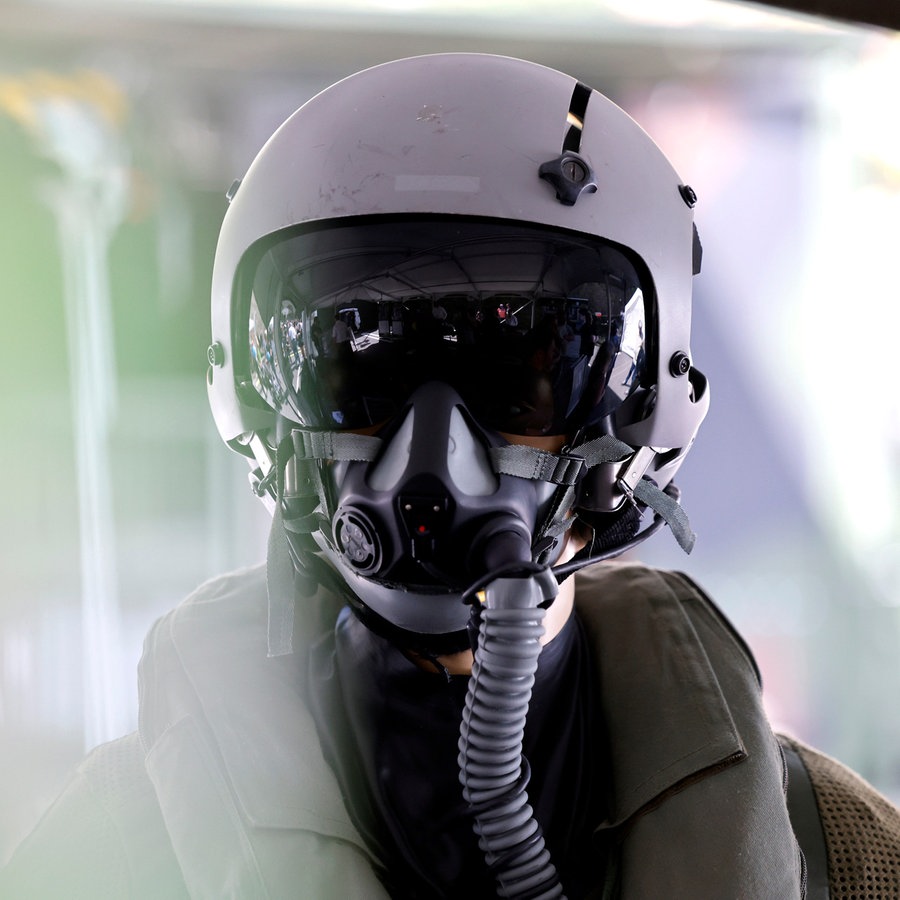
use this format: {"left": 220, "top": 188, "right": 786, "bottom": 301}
{"left": 669, "top": 351, "right": 691, "bottom": 377}
{"left": 539, "top": 151, "right": 598, "bottom": 206}
{"left": 208, "top": 342, "right": 225, "bottom": 367}
{"left": 679, "top": 184, "right": 698, "bottom": 208}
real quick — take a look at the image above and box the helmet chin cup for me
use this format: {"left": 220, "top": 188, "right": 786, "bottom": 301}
{"left": 331, "top": 381, "right": 540, "bottom": 591}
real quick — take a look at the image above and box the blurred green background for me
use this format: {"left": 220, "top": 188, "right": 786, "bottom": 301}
{"left": 2, "top": 0, "right": 899, "bottom": 864}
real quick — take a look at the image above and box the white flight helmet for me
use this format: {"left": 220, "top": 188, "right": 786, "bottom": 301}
{"left": 206, "top": 53, "right": 709, "bottom": 651}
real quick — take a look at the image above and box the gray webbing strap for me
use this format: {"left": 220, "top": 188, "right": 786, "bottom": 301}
{"left": 632, "top": 479, "right": 695, "bottom": 554}
{"left": 283, "top": 430, "right": 382, "bottom": 536}
{"left": 576, "top": 433, "right": 635, "bottom": 466}
{"left": 489, "top": 434, "right": 632, "bottom": 484}
{"left": 491, "top": 435, "right": 696, "bottom": 554}
{"left": 291, "top": 429, "right": 382, "bottom": 462}
{"left": 492, "top": 436, "right": 634, "bottom": 546}
{"left": 266, "top": 430, "right": 388, "bottom": 656}
{"left": 490, "top": 445, "right": 585, "bottom": 484}
{"left": 265, "top": 430, "right": 385, "bottom": 653}
{"left": 266, "top": 504, "right": 297, "bottom": 657}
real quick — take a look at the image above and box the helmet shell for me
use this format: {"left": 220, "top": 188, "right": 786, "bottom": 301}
{"left": 209, "top": 52, "right": 707, "bottom": 456}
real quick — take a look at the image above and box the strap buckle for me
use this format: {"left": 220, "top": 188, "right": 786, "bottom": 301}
{"left": 616, "top": 445, "right": 657, "bottom": 501}
{"left": 548, "top": 451, "right": 587, "bottom": 486}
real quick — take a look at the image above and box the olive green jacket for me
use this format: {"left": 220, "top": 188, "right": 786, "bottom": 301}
{"left": 3, "top": 562, "right": 898, "bottom": 898}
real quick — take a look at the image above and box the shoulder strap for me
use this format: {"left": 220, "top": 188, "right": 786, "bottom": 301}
{"left": 781, "top": 738, "right": 831, "bottom": 900}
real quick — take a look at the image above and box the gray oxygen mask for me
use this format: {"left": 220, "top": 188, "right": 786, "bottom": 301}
{"left": 331, "top": 381, "right": 542, "bottom": 591}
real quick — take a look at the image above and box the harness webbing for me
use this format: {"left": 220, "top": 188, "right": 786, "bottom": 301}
{"left": 633, "top": 479, "right": 695, "bottom": 553}
{"left": 290, "top": 429, "right": 382, "bottom": 463}
{"left": 275, "top": 431, "right": 384, "bottom": 538}
{"left": 266, "top": 504, "right": 298, "bottom": 657}
{"left": 491, "top": 435, "right": 696, "bottom": 553}
{"left": 265, "top": 426, "right": 695, "bottom": 653}
{"left": 284, "top": 427, "right": 695, "bottom": 551}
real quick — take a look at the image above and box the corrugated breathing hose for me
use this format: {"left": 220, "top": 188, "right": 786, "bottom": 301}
{"left": 457, "top": 570, "right": 566, "bottom": 900}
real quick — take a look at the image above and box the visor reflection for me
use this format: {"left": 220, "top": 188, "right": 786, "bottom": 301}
{"left": 245, "top": 219, "right": 649, "bottom": 436}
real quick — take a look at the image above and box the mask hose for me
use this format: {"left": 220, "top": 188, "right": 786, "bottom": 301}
{"left": 458, "top": 569, "right": 566, "bottom": 900}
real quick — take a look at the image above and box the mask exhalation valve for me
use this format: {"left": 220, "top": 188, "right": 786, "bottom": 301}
{"left": 334, "top": 508, "right": 382, "bottom": 575}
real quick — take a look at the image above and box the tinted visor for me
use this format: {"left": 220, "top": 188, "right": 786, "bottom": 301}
{"left": 241, "top": 217, "right": 651, "bottom": 437}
